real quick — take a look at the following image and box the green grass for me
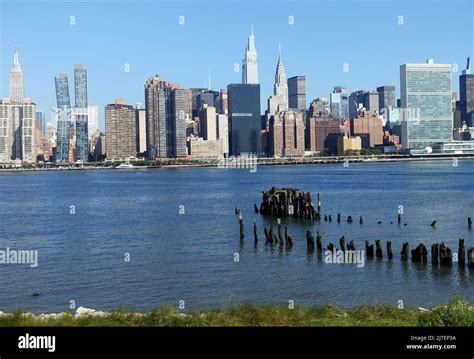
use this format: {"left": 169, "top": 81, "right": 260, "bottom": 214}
{"left": 0, "top": 297, "right": 472, "bottom": 327}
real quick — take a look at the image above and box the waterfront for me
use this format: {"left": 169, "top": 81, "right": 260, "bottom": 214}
{"left": 0, "top": 160, "right": 473, "bottom": 313}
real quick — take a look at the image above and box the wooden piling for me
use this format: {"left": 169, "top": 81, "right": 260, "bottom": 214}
{"left": 253, "top": 220, "right": 258, "bottom": 242}
{"left": 468, "top": 248, "right": 474, "bottom": 268}
{"left": 328, "top": 214, "right": 332, "bottom": 222}
{"left": 239, "top": 215, "right": 244, "bottom": 240}
{"left": 468, "top": 217, "right": 472, "bottom": 229}
{"left": 268, "top": 225, "right": 274, "bottom": 244}
{"left": 316, "top": 231, "right": 322, "bottom": 252}
{"left": 458, "top": 239, "right": 465, "bottom": 267}
{"left": 327, "top": 243, "right": 335, "bottom": 252}
{"left": 324, "top": 214, "right": 328, "bottom": 221}
{"left": 339, "top": 236, "right": 345, "bottom": 252}
{"left": 306, "top": 230, "right": 314, "bottom": 247}
{"left": 347, "top": 240, "right": 355, "bottom": 251}
{"left": 401, "top": 242, "right": 410, "bottom": 260}
{"left": 411, "top": 243, "right": 428, "bottom": 263}
{"left": 337, "top": 213, "right": 341, "bottom": 223}
{"left": 347, "top": 216, "right": 353, "bottom": 223}
{"left": 387, "top": 241, "right": 393, "bottom": 259}
{"left": 359, "top": 215, "right": 363, "bottom": 224}
{"left": 397, "top": 213, "right": 401, "bottom": 224}
{"left": 375, "top": 240, "right": 383, "bottom": 258}
{"left": 431, "top": 220, "right": 437, "bottom": 227}
{"left": 277, "top": 223, "right": 283, "bottom": 244}
{"left": 365, "top": 240, "right": 374, "bottom": 258}
{"left": 440, "top": 243, "right": 452, "bottom": 266}
{"left": 431, "top": 243, "right": 439, "bottom": 265}
{"left": 253, "top": 204, "right": 259, "bottom": 213}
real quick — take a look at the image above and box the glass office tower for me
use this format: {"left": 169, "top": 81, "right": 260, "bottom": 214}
{"left": 400, "top": 60, "right": 452, "bottom": 149}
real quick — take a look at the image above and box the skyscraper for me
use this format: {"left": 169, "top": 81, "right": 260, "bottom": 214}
{"left": 171, "top": 88, "right": 190, "bottom": 158}
{"left": 400, "top": 59, "right": 452, "bottom": 149}
{"left": 135, "top": 106, "right": 147, "bottom": 155}
{"left": 105, "top": 99, "right": 136, "bottom": 159}
{"left": 273, "top": 46, "right": 288, "bottom": 106}
{"left": 228, "top": 83, "right": 261, "bottom": 155}
{"left": 330, "top": 86, "right": 349, "bottom": 120}
{"left": 242, "top": 26, "right": 259, "bottom": 84}
{"left": 288, "top": 76, "right": 306, "bottom": 110}
{"left": 145, "top": 76, "right": 189, "bottom": 158}
{"left": 55, "top": 74, "right": 71, "bottom": 162}
{"left": 9, "top": 47, "right": 24, "bottom": 103}
{"left": 74, "top": 65, "right": 88, "bottom": 162}
{"left": 376, "top": 86, "right": 396, "bottom": 112}
{"left": 199, "top": 104, "right": 217, "bottom": 141}
{"left": 459, "top": 57, "right": 474, "bottom": 127}
{"left": 145, "top": 75, "right": 172, "bottom": 158}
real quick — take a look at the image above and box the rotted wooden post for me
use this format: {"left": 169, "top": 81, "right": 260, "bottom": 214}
{"left": 317, "top": 192, "right": 321, "bottom": 215}
{"left": 337, "top": 213, "right": 341, "bottom": 223}
{"left": 386, "top": 241, "right": 393, "bottom": 259}
{"left": 277, "top": 221, "right": 283, "bottom": 244}
{"left": 397, "top": 213, "right": 401, "bottom": 224}
{"left": 347, "top": 240, "right": 355, "bottom": 251}
{"left": 365, "top": 240, "right": 374, "bottom": 258}
{"left": 401, "top": 242, "right": 410, "bottom": 260}
{"left": 431, "top": 243, "right": 439, "bottom": 265}
{"left": 328, "top": 214, "right": 332, "bottom": 222}
{"left": 439, "top": 243, "right": 452, "bottom": 266}
{"left": 285, "top": 226, "right": 293, "bottom": 249}
{"left": 468, "top": 248, "right": 474, "bottom": 268}
{"left": 359, "top": 215, "right": 363, "bottom": 224}
{"left": 468, "top": 217, "right": 472, "bottom": 229}
{"left": 375, "top": 240, "right": 383, "bottom": 258}
{"left": 458, "top": 239, "right": 465, "bottom": 267}
{"left": 268, "top": 225, "right": 274, "bottom": 244}
{"left": 254, "top": 204, "right": 259, "bottom": 213}
{"left": 316, "top": 231, "right": 322, "bottom": 252}
{"left": 411, "top": 243, "right": 427, "bottom": 263}
{"left": 239, "top": 213, "right": 244, "bottom": 240}
{"left": 347, "top": 216, "right": 353, "bottom": 223}
{"left": 253, "top": 220, "right": 258, "bottom": 242}
{"left": 339, "top": 236, "right": 345, "bottom": 252}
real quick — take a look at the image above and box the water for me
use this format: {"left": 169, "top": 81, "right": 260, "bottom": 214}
{"left": 0, "top": 160, "right": 473, "bottom": 313}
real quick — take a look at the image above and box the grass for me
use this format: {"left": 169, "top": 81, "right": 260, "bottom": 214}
{"left": 0, "top": 297, "right": 472, "bottom": 327}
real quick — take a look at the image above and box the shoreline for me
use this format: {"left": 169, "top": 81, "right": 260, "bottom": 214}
{"left": 0, "top": 297, "right": 471, "bottom": 327}
{"left": 0, "top": 155, "right": 473, "bottom": 172}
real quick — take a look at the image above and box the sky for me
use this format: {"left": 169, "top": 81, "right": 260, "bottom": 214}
{"left": 1, "top": 0, "right": 473, "bottom": 130}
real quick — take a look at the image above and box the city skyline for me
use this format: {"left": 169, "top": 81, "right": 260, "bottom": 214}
{"left": 1, "top": 0, "right": 472, "bottom": 129}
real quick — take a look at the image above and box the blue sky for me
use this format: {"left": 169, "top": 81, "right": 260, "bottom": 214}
{"left": 1, "top": 0, "right": 473, "bottom": 130}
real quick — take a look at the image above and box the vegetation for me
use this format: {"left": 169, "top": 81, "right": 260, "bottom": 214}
{"left": 0, "top": 297, "right": 472, "bottom": 327}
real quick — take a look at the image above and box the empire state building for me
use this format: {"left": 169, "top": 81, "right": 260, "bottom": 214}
{"left": 9, "top": 47, "right": 24, "bottom": 103}
{"left": 242, "top": 26, "right": 259, "bottom": 84}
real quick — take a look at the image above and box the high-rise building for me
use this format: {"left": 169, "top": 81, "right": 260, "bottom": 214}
{"left": 35, "top": 111, "right": 46, "bottom": 134}
{"left": 0, "top": 98, "right": 36, "bottom": 162}
{"left": 242, "top": 26, "right": 259, "bottom": 84}
{"left": 400, "top": 59, "right": 452, "bottom": 149}
{"left": 199, "top": 104, "right": 217, "bottom": 141}
{"left": 9, "top": 47, "right": 24, "bottom": 103}
{"left": 105, "top": 99, "right": 136, "bottom": 159}
{"left": 217, "top": 114, "right": 229, "bottom": 155}
{"left": 330, "top": 86, "right": 349, "bottom": 120}
{"left": 363, "top": 91, "right": 379, "bottom": 114}
{"left": 288, "top": 76, "right": 306, "bottom": 111}
{"left": 135, "top": 107, "right": 147, "bottom": 155}
{"left": 350, "top": 110, "right": 384, "bottom": 148}
{"left": 54, "top": 74, "right": 71, "bottom": 163}
{"left": 273, "top": 46, "right": 288, "bottom": 107}
{"left": 268, "top": 110, "right": 305, "bottom": 157}
{"left": 74, "top": 65, "right": 88, "bottom": 162}
{"left": 306, "top": 101, "right": 342, "bottom": 154}
{"left": 171, "top": 88, "right": 190, "bottom": 158}
{"left": 145, "top": 75, "right": 172, "bottom": 158}
{"left": 459, "top": 57, "right": 474, "bottom": 127}
{"left": 376, "top": 86, "right": 396, "bottom": 112}
{"left": 88, "top": 104, "right": 99, "bottom": 139}
{"left": 219, "top": 89, "right": 228, "bottom": 114}
{"left": 228, "top": 83, "right": 261, "bottom": 155}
